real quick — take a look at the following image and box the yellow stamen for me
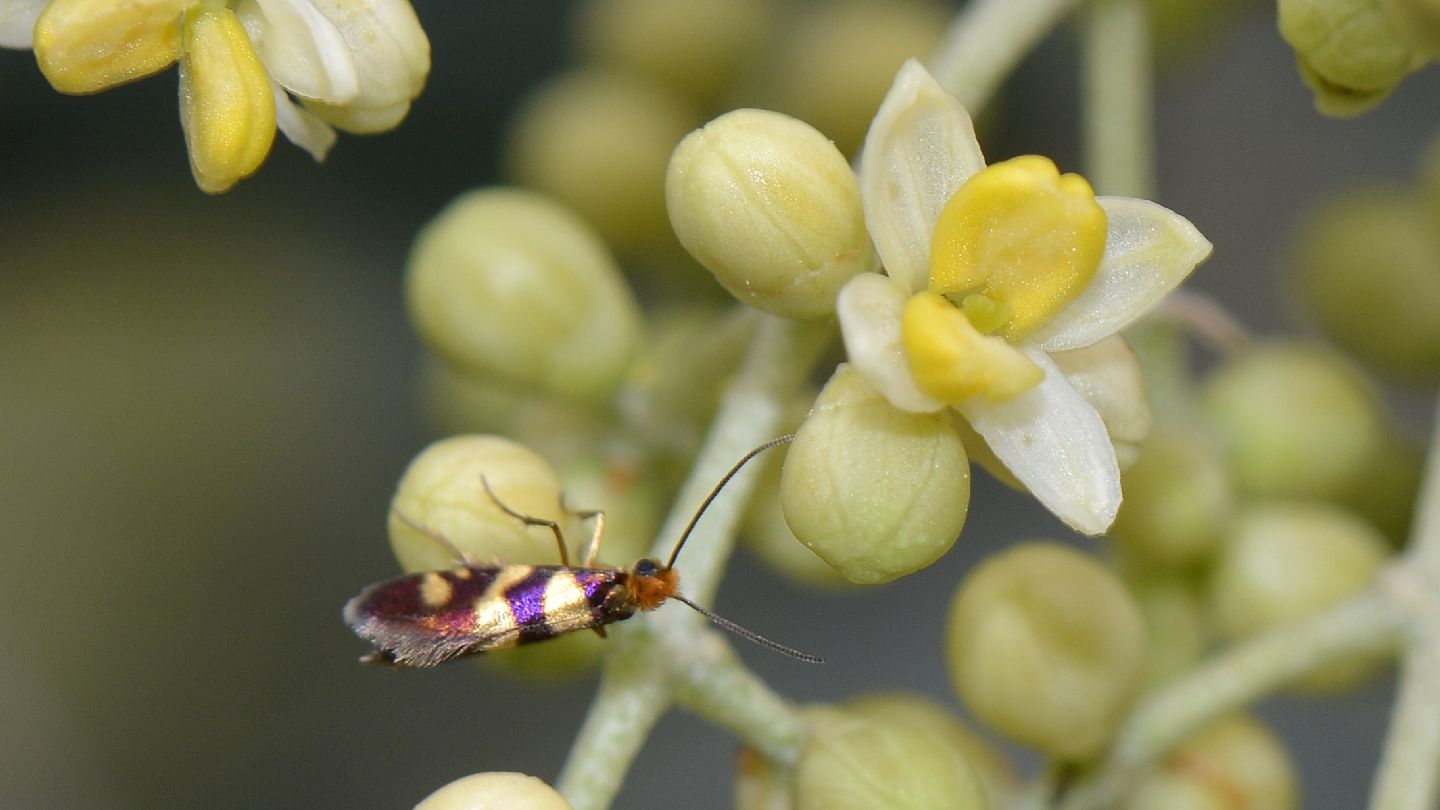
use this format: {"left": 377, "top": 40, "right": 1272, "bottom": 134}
{"left": 901, "top": 290, "right": 1045, "bottom": 404}
{"left": 179, "top": 7, "right": 275, "bottom": 194}
{"left": 34, "top": 0, "right": 198, "bottom": 94}
{"left": 929, "top": 155, "right": 1107, "bottom": 340}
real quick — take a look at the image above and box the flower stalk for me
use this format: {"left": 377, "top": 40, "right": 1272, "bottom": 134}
{"left": 929, "top": 0, "right": 1082, "bottom": 109}
{"left": 1081, "top": 0, "right": 1154, "bottom": 198}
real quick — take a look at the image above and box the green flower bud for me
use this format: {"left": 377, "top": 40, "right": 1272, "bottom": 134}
{"left": 666, "top": 109, "right": 876, "bottom": 319}
{"left": 506, "top": 69, "right": 700, "bottom": 253}
{"left": 1210, "top": 501, "right": 1391, "bottom": 692}
{"left": 762, "top": 0, "right": 948, "bottom": 155}
{"left": 1124, "top": 714, "right": 1297, "bottom": 810}
{"left": 781, "top": 365, "right": 970, "bottom": 584}
{"left": 793, "top": 712, "right": 988, "bottom": 810}
{"left": 947, "top": 542, "right": 1147, "bottom": 760}
{"left": 1129, "top": 574, "right": 1209, "bottom": 686}
{"left": 844, "top": 693, "right": 1014, "bottom": 807}
{"left": 1335, "top": 432, "right": 1424, "bottom": 544}
{"left": 1380, "top": 0, "right": 1440, "bottom": 56}
{"left": 572, "top": 0, "right": 777, "bottom": 107}
{"left": 1278, "top": 0, "right": 1418, "bottom": 117}
{"left": 1290, "top": 189, "right": 1440, "bottom": 379}
{"left": 407, "top": 188, "right": 643, "bottom": 403}
{"left": 1202, "top": 343, "right": 1386, "bottom": 500}
{"left": 1109, "top": 426, "right": 1233, "bottom": 570}
{"left": 415, "top": 772, "right": 572, "bottom": 810}
{"left": 388, "top": 435, "right": 571, "bottom": 573}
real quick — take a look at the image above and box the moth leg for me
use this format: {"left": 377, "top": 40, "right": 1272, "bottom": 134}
{"left": 591, "top": 626, "right": 608, "bottom": 639}
{"left": 481, "top": 475, "right": 571, "bottom": 567}
{"left": 561, "top": 495, "right": 608, "bottom": 567}
{"left": 390, "top": 509, "right": 475, "bottom": 566}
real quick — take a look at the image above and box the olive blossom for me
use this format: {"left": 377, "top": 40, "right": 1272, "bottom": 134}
{"left": 0, "top": 0, "right": 428, "bottom": 192}
{"left": 838, "top": 60, "right": 1211, "bottom": 534}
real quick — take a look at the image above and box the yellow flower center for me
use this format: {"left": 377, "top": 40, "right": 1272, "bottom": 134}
{"left": 928, "top": 155, "right": 1107, "bottom": 340}
{"left": 34, "top": 0, "right": 199, "bottom": 94}
{"left": 901, "top": 290, "right": 1045, "bottom": 403}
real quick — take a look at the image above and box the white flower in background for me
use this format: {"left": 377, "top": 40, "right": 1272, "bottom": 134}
{"left": 0, "top": 0, "right": 429, "bottom": 192}
{"left": 839, "top": 60, "right": 1211, "bottom": 534}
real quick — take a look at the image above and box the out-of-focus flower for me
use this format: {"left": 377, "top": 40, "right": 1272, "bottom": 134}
{"left": 1, "top": 0, "right": 429, "bottom": 192}
{"left": 836, "top": 60, "right": 1211, "bottom": 534}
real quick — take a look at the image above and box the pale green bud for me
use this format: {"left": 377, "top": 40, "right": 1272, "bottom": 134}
{"left": 781, "top": 365, "right": 970, "bottom": 584}
{"left": 573, "top": 0, "right": 777, "bottom": 107}
{"left": 1203, "top": 343, "right": 1386, "bottom": 500}
{"left": 415, "top": 772, "right": 572, "bottom": 810}
{"left": 407, "top": 188, "right": 643, "bottom": 403}
{"left": 1125, "top": 714, "right": 1297, "bottom": 810}
{"left": 793, "top": 712, "right": 988, "bottom": 810}
{"left": 1290, "top": 189, "right": 1440, "bottom": 379}
{"left": 762, "top": 0, "right": 948, "bottom": 155}
{"left": 506, "top": 69, "right": 700, "bottom": 253}
{"left": 1210, "top": 501, "right": 1391, "bottom": 692}
{"left": 1335, "top": 432, "right": 1424, "bottom": 544}
{"left": 1278, "top": 0, "right": 1418, "bottom": 117}
{"left": 1129, "top": 574, "right": 1209, "bottom": 686}
{"left": 947, "top": 542, "right": 1147, "bottom": 760}
{"left": 667, "top": 109, "right": 876, "bottom": 319}
{"left": 1109, "top": 426, "right": 1233, "bottom": 570}
{"left": 743, "top": 438, "right": 851, "bottom": 589}
{"left": 844, "top": 693, "right": 1014, "bottom": 807}
{"left": 1380, "top": 0, "right": 1440, "bottom": 55}
{"left": 388, "top": 435, "right": 571, "bottom": 573}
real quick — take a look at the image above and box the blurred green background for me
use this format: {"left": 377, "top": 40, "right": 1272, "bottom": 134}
{"left": 1, "top": 2, "right": 1436, "bottom": 807}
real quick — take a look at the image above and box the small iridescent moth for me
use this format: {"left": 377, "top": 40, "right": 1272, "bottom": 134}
{"left": 343, "top": 436, "right": 821, "bottom": 666}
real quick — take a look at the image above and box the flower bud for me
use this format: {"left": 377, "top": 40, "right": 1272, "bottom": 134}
{"left": 1335, "top": 432, "right": 1424, "bottom": 544}
{"left": 763, "top": 0, "right": 947, "bottom": 155}
{"left": 781, "top": 365, "right": 970, "bottom": 584}
{"left": 743, "top": 440, "right": 851, "bottom": 588}
{"left": 407, "top": 188, "right": 643, "bottom": 403}
{"left": 1380, "top": 0, "right": 1440, "bottom": 56}
{"left": 667, "top": 109, "right": 876, "bottom": 319}
{"left": 1210, "top": 501, "right": 1391, "bottom": 692}
{"left": 1129, "top": 574, "right": 1209, "bottom": 686}
{"left": 1290, "top": 189, "right": 1440, "bottom": 379}
{"left": 1202, "top": 342, "right": 1386, "bottom": 501}
{"left": 507, "top": 69, "right": 700, "bottom": 254}
{"left": 415, "top": 772, "right": 572, "bottom": 810}
{"left": 1124, "top": 714, "right": 1297, "bottom": 810}
{"left": 1278, "top": 0, "right": 1418, "bottom": 117}
{"left": 793, "top": 712, "right": 988, "bottom": 810}
{"left": 947, "top": 542, "right": 1147, "bottom": 760}
{"left": 387, "top": 435, "right": 572, "bottom": 573}
{"left": 1049, "top": 335, "right": 1152, "bottom": 470}
{"left": 844, "top": 693, "right": 1014, "bottom": 807}
{"left": 573, "top": 0, "right": 776, "bottom": 107}
{"left": 1109, "top": 426, "right": 1233, "bottom": 570}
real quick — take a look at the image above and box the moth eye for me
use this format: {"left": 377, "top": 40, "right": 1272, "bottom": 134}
{"left": 634, "top": 559, "right": 659, "bottom": 577}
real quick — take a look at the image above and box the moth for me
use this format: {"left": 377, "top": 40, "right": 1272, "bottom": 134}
{"left": 344, "top": 436, "right": 820, "bottom": 666}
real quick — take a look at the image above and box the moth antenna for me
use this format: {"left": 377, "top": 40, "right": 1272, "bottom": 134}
{"left": 669, "top": 593, "right": 824, "bottom": 664}
{"left": 664, "top": 434, "right": 794, "bottom": 571}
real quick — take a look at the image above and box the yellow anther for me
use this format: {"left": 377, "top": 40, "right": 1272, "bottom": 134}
{"left": 901, "top": 290, "right": 1045, "bottom": 404}
{"left": 179, "top": 7, "right": 276, "bottom": 194}
{"left": 33, "top": 0, "right": 198, "bottom": 94}
{"left": 928, "top": 155, "right": 1107, "bottom": 340}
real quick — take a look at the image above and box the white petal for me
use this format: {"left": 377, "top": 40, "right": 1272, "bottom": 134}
{"left": 858, "top": 59, "right": 986, "bottom": 295}
{"left": 957, "top": 350, "right": 1121, "bottom": 535}
{"left": 307, "top": 0, "right": 429, "bottom": 109}
{"left": 237, "top": 0, "right": 360, "bottom": 102}
{"left": 1028, "top": 196, "right": 1213, "bottom": 352}
{"left": 0, "top": 0, "right": 44, "bottom": 48}
{"left": 837, "top": 272, "right": 946, "bottom": 414}
{"left": 272, "top": 80, "right": 337, "bottom": 161}
{"left": 1049, "top": 336, "right": 1151, "bottom": 470}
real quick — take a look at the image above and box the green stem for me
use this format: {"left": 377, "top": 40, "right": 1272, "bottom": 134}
{"left": 556, "top": 316, "right": 828, "bottom": 810}
{"left": 929, "top": 0, "right": 1082, "bottom": 110}
{"left": 1080, "top": 0, "right": 1154, "bottom": 197}
{"left": 1059, "top": 589, "right": 1405, "bottom": 810}
{"left": 1368, "top": 396, "right": 1440, "bottom": 809}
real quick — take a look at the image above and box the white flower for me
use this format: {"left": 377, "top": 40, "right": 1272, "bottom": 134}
{"left": 837, "top": 61, "right": 1211, "bottom": 534}
{"left": 0, "top": 0, "right": 429, "bottom": 191}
